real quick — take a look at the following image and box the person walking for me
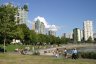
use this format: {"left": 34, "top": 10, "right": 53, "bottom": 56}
{"left": 72, "top": 48, "right": 78, "bottom": 59}
{"left": 64, "top": 48, "right": 67, "bottom": 58}
{"left": 55, "top": 48, "right": 59, "bottom": 58}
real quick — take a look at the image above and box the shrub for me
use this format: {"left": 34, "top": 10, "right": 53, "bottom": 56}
{"left": 32, "top": 51, "right": 40, "bottom": 55}
{"left": 80, "top": 52, "right": 96, "bottom": 59}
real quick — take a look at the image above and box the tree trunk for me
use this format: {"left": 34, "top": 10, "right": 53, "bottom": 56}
{"left": 3, "top": 35, "right": 6, "bottom": 53}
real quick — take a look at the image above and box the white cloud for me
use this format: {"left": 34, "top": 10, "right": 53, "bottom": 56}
{"left": 49, "top": 25, "right": 57, "bottom": 31}
{"left": 33, "top": 16, "right": 58, "bottom": 31}
{"left": 34, "top": 16, "right": 50, "bottom": 28}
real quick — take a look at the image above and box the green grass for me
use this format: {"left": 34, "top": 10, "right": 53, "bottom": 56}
{"left": 0, "top": 44, "right": 49, "bottom": 52}
{"left": 6, "top": 44, "right": 26, "bottom": 51}
{"left": 0, "top": 44, "right": 34, "bottom": 52}
{"left": 0, "top": 53, "right": 96, "bottom": 64}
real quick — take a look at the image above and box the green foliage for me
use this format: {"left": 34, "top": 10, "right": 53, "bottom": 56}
{"left": 94, "top": 38, "right": 96, "bottom": 43}
{"left": 0, "top": 33, "right": 4, "bottom": 44}
{"left": 80, "top": 52, "right": 96, "bottom": 59}
{"left": 29, "top": 30, "right": 37, "bottom": 44}
{"left": 23, "top": 4, "right": 28, "bottom": 11}
{"left": 6, "top": 44, "right": 23, "bottom": 52}
{"left": 0, "top": 3, "right": 70, "bottom": 45}
{"left": 0, "top": 3, "right": 29, "bottom": 45}
{"left": 0, "top": 3, "right": 17, "bottom": 33}
{"left": 15, "top": 26, "right": 24, "bottom": 39}
{"left": 19, "top": 24, "right": 30, "bottom": 44}
{"left": 0, "top": 3, "right": 18, "bottom": 46}
{"left": 0, "top": 3, "right": 73, "bottom": 45}
{"left": 61, "top": 36, "right": 70, "bottom": 44}
{"left": 86, "top": 36, "right": 93, "bottom": 43}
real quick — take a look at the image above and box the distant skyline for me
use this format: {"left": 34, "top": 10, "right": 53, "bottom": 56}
{"left": 0, "top": 0, "right": 96, "bottom": 36}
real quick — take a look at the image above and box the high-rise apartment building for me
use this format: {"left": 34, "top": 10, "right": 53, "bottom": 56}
{"left": 62, "top": 33, "right": 66, "bottom": 38}
{"left": 35, "top": 19, "right": 45, "bottom": 34}
{"left": 93, "top": 33, "right": 96, "bottom": 38}
{"left": 65, "top": 32, "right": 73, "bottom": 39}
{"left": 48, "top": 25, "right": 57, "bottom": 36}
{"left": 32, "top": 21, "right": 35, "bottom": 30}
{"left": 32, "top": 16, "right": 57, "bottom": 35}
{"left": 73, "top": 28, "right": 82, "bottom": 43}
{"left": 5, "top": 3, "right": 28, "bottom": 24}
{"left": 80, "top": 30, "right": 83, "bottom": 40}
{"left": 83, "top": 20, "right": 93, "bottom": 41}
{"left": 48, "top": 30, "right": 56, "bottom": 36}
{"left": 15, "top": 8, "right": 28, "bottom": 24}
{"left": 40, "top": 22, "right": 45, "bottom": 34}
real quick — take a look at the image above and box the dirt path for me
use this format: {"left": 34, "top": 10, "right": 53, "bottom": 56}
{"left": 39, "top": 44, "right": 96, "bottom": 56}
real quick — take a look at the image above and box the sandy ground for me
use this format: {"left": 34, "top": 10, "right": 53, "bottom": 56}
{"left": 39, "top": 43, "right": 96, "bottom": 55}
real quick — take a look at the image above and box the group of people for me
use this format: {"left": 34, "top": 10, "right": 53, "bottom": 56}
{"left": 14, "top": 46, "right": 30, "bottom": 55}
{"left": 55, "top": 48, "right": 78, "bottom": 59}
{"left": 71, "top": 48, "right": 78, "bottom": 59}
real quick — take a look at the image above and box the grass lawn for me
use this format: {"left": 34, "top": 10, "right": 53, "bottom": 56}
{"left": 0, "top": 53, "right": 96, "bottom": 64}
{"left": 0, "top": 44, "right": 49, "bottom": 52}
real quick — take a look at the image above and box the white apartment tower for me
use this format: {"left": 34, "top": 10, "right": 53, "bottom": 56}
{"left": 32, "top": 21, "right": 35, "bottom": 30}
{"left": 83, "top": 20, "right": 93, "bottom": 41}
{"left": 5, "top": 3, "right": 28, "bottom": 24}
{"left": 32, "top": 16, "right": 47, "bottom": 34}
{"left": 15, "top": 8, "right": 28, "bottom": 24}
{"left": 66, "top": 32, "right": 73, "bottom": 39}
{"left": 35, "top": 19, "right": 45, "bottom": 34}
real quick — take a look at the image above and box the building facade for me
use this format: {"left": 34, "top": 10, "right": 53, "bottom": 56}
{"left": 62, "top": 33, "right": 66, "bottom": 38}
{"left": 93, "top": 33, "right": 96, "bottom": 38}
{"left": 83, "top": 20, "right": 93, "bottom": 41}
{"left": 48, "top": 30, "right": 56, "bottom": 36}
{"left": 15, "top": 8, "right": 28, "bottom": 24}
{"left": 48, "top": 25, "right": 57, "bottom": 36}
{"left": 73, "top": 28, "right": 81, "bottom": 43}
{"left": 35, "top": 19, "right": 45, "bottom": 34}
{"left": 32, "top": 21, "right": 35, "bottom": 30}
{"left": 65, "top": 32, "right": 73, "bottom": 39}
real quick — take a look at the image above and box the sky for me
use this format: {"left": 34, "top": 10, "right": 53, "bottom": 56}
{"left": 0, "top": 0, "right": 96, "bottom": 36}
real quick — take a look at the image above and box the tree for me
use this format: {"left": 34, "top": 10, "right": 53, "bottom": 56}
{"left": 18, "top": 24, "right": 30, "bottom": 44}
{"left": 23, "top": 4, "right": 28, "bottom": 11}
{"left": 55, "top": 37, "right": 61, "bottom": 45}
{"left": 87, "top": 36, "right": 93, "bottom": 43}
{"left": 60, "top": 36, "right": 70, "bottom": 44}
{"left": 0, "top": 3, "right": 17, "bottom": 53}
{"left": 13, "top": 25, "right": 24, "bottom": 40}
{"left": 44, "top": 35, "right": 50, "bottom": 44}
{"left": 0, "top": 33, "right": 4, "bottom": 44}
{"left": 29, "top": 30, "right": 37, "bottom": 45}
{"left": 94, "top": 38, "right": 96, "bottom": 43}
{"left": 49, "top": 35, "right": 56, "bottom": 44}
